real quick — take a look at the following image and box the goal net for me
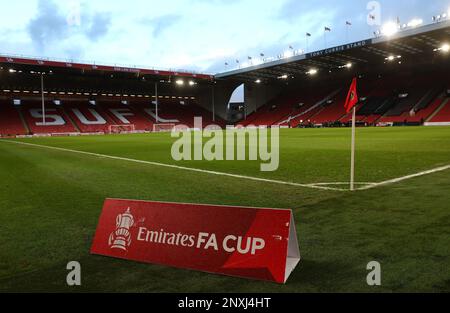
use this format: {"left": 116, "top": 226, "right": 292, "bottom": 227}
{"left": 153, "top": 123, "right": 176, "bottom": 132}
{"left": 108, "top": 124, "right": 136, "bottom": 134}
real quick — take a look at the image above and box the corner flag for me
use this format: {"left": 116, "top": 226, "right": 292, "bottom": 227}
{"left": 346, "top": 77, "right": 359, "bottom": 191}
{"left": 344, "top": 77, "right": 358, "bottom": 113}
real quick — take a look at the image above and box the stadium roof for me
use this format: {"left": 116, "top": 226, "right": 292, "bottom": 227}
{"left": 0, "top": 55, "right": 214, "bottom": 81}
{"left": 215, "top": 20, "right": 450, "bottom": 82}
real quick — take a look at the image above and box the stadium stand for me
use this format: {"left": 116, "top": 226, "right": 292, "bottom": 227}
{"left": 0, "top": 97, "right": 224, "bottom": 136}
{"left": 64, "top": 101, "right": 122, "bottom": 133}
{"left": 99, "top": 101, "right": 154, "bottom": 132}
{"left": 1, "top": 19, "right": 449, "bottom": 135}
{"left": 240, "top": 72, "right": 448, "bottom": 127}
{"left": 20, "top": 100, "right": 78, "bottom": 135}
{"left": 1, "top": 70, "right": 448, "bottom": 136}
{"left": 309, "top": 89, "right": 348, "bottom": 125}
{"left": 135, "top": 99, "right": 224, "bottom": 128}
{"left": 241, "top": 83, "right": 341, "bottom": 127}
{"left": 280, "top": 88, "right": 342, "bottom": 128}
{"left": 428, "top": 98, "right": 450, "bottom": 123}
{"left": 0, "top": 101, "right": 27, "bottom": 136}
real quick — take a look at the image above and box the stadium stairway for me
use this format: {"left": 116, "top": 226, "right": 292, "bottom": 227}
{"left": 377, "top": 88, "right": 433, "bottom": 123}
{"left": 398, "top": 94, "right": 445, "bottom": 124}
{"left": 96, "top": 103, "right": 125, "bottom": 126}
{"left": 61, "top": 107, "right": 81, "bottom": 133}
{"left": 99, "top": 102, "right": 153, "bottom": 131}
{"left": 276, "top": 88, "right": 342, "bottom": 127}
{"left": 17, "top": 106, "right": 30, "bottom": 134}
{"left": 310, "top": 90, "right": 347, "bottom": 124}
{"left": 63, "top": 102, "right": 116, "bottom": 133}
{"left": 127, "top": 103, "right": 156, "bottom": 128}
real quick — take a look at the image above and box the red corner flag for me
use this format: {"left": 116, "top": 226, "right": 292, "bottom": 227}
{"left": 344, "top": 77, "right": 359, "bottom": 113}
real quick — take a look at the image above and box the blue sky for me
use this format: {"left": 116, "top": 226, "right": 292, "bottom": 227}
{"left": 0, "top": 0, "right": 448, "bottom": 73}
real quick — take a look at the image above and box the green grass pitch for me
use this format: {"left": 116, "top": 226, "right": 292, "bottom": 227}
{"left": 0, "top": 126, "right": 449, "bottom": 292}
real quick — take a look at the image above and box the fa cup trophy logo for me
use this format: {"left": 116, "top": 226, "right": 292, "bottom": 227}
{"left": 109, "top": 208, "right": 135, "bottom": 251}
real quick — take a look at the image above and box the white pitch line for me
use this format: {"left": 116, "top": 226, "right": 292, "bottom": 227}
{"left": 357, "top": 164, "right": 450, "bottom": 190}
{"left": 306, "top": 182, "right": 377, "bottom": 186}
{"left": 0, "top": 139, "right": 345, "bottom": 192}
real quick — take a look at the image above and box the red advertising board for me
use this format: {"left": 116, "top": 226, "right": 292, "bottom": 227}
{"left": 91, "top": 199, "right": 300, "bottom": 284}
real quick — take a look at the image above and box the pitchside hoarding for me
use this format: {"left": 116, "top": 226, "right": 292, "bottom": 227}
{"left": 91, "top": 199, "right": 301, "bottom": 284}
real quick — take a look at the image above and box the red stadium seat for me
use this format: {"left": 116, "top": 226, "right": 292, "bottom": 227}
{"left": 429, "top": 99, "right": 450, "bottom": 123}
{"left": 0, "top": 103, "right": 27, "bottom": 136}
{"left": 20, "top": 101, "right": 78, "bottom": 135}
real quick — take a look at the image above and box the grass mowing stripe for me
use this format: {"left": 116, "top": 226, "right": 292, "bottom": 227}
{"left": 0, "top": 139, "right": 346, "bottom": 192}
{"left": 2, "top": 138, "right": 450, "bottom": 192}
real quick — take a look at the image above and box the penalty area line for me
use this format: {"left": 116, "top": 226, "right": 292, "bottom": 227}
{"left": 0, "top": 139, "right": 345, "bottom": 192}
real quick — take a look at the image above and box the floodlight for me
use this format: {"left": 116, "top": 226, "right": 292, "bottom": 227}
{"left": 255, "top": 79, "right": 261, "bottom": 84}
{"left": 283, "top": 50, "right": 294, "bottom": 59}
{"left": 381, "top": 22, "right": 399, "bottom": 37}
{"left": 434, "top": 44, "right": 450, "bottom": 53}
{"left": 386, "top": 55, "right": 401, "bottom": 61}
{"left": 346, "top": 63, "right": 352, "bottom": 68}
{"left": 407, "top": 18, "right": 423, "bottom": 28}
{"left": 175, "top": 79, "right": 184, "bottom": 86}
{"left": 252, "top": 58, "right": 263, "bottom": 66}
{"left": 307, "top": 69, "right": 318, "bottom": 75}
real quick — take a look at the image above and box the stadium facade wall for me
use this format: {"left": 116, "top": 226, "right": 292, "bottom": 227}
{"left": 196, "top": 80, "right": 241, "bottom": 121}
{"left": 244, "top": 84, "right": 283, "bottom": 117}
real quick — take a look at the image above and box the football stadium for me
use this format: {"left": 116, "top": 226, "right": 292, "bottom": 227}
{"left": 1, "top": 0, "right": 450, "bottom": 297}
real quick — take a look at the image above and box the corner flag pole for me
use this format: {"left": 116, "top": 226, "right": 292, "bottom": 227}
{"left": 350, "top": 106, "right": 356, "bottom": 191}
{"left": 344, "top": 77, "right": 358, "bottom": 191}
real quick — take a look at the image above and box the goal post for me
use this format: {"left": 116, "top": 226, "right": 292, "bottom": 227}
{"left": 108, "top": 124, "right": 136, "bottom": 134}
{"left": 153, "top": 123, "right": 176, "bottom": 132}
